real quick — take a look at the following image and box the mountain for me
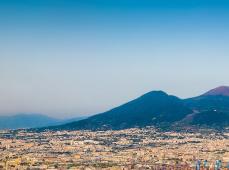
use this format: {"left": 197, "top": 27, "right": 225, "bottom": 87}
{"left": 47, "top": 91, "right": 192, "bottom": 131}
{"left": 32, "top": 86, "right": 229, "bottom": 131}
{"left": 0, "top": 114, "right": 87, "bottom": 130}
{"left": 184, "top": 86, "right": 229, "bottom": 118}
{"left": 0, "top": 114, "right": 59, "bottom": 130}
{"left": 182, "top": 86, "right": 229, "bottom": 128}
{"left": 202, "top": 86, "right": 229, "bottom": 96}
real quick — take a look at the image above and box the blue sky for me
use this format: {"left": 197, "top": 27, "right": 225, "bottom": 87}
{"left": 0, "top": 0, "right": 229, "bottom": 118}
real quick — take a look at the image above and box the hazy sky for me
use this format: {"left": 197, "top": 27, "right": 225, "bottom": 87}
{"left": 0, "top": 0, "right": 229, "bottom": 118}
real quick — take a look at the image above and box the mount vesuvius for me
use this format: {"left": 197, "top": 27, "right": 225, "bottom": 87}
{"left": 40, "top": 86, "right": 229, "bottom": 131}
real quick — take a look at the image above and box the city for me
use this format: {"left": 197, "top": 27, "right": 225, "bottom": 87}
{"left": 0, "top": 127, "right": 229, "bottom": 169}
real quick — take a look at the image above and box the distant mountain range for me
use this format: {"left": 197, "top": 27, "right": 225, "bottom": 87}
{"left": 39, "top": 86, "right": 229, "bottom": 131}
{"left": 0, "top": 114, "right": 86, "bottom": 130}
{"left": 3, "top": 86, "right": 229, "bottom": 131}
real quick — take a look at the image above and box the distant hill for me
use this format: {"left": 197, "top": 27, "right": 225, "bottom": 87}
{"left": 202, "top": 86, "right": 229, "bottom": 96}
{"left": 0, "top": 114, "right": 87, "bottom": 130}
{"left": 0, "top": 114, "right": 59, "bottom": 130}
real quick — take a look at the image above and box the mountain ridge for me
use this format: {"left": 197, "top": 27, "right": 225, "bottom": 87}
{"left": 0, "top": 114, "right": 59, "bottom": 130}
{"left": 21, "top": 86, "right": 229, "bottom": 131}
{"left": 0, "top": 114, "right": 87, "bottom": 130}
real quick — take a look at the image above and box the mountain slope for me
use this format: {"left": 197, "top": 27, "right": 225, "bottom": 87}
{"left": 181, "top": 86, "right": 229, "bottom": 128}
{"left": 184, "top": 95, "right": 229, "bottom": 112}
{"left": 49, "top": 91, "right": 192, "bottom": 130}
{"left": 190, "top": 110, "right": 229, "bottom": 126}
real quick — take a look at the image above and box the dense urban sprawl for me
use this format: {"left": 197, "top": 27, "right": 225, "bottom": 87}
{"left": 0, "top": 127, "right": 229, "bottom": 170}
